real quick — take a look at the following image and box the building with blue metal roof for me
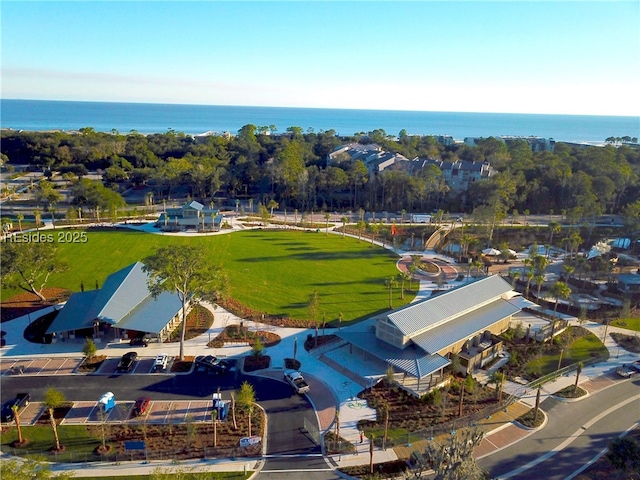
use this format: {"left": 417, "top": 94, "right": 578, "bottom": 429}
{"left": 47, "top": 262, "right": 184, "bottom": 343}
{"left": 333, "top": 275, "right": 521, "bottom": 396}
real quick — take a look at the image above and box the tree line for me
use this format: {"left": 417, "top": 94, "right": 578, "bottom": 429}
{"left": 2, "top": 126, "right": 639, "bottom": 222}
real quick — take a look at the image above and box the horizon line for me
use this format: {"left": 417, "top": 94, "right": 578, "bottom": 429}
{"left": 3, "top": 97, "right": 639, "bottom": 119}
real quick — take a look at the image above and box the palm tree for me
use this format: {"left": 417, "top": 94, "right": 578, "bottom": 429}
{"left": 547, "top": 221, "right": 561, "bottom": 256}
{"left": 356, "top": 220, "right": 366, "bottom": 242}
{"left": 267, "top": 199, "right": 279, "bottom": 217}
{"left": 398, "top": 272, "right": 411, "bottom": 299}
{"left": 535, "top": 274, "right": 545, "bottom": 301}
{"left": 511, "top": 270, "right": 520, "bottom": 289}
{"left": 48, "top": 204, "right": 56, "bottom": 229}
{"left": 340, "top": 216, "right": 349, "bottom": 238}
{"left": 574, "top": 362, "right": 583, "bottom": 394}
{"left": 324, "top": 212, "right": 331, "bottom": 235}
{"left": 16, "top": 213, "right": 24, "bottom": 232}
{"left": 525, "top": 270, "right": 534, "bottom": 298}
{"left": 459, "top": 234, "right": 471, "bottom": 261}
{"left": 44, "top": 387, "right": 65, "bottom": 451}
{"left": 407, "top": 264, "right": 418, "bottom": 291}
{"left": 369, "top": 223, "right": 380, "bottom": 245}
{"left": 33, "top": 208, "right": 41, "bottom": 230}
{"left": 562, "top": 264, "right": 575, "bottom": 281}
{"left": 384, "top": 276, "right": 397, "bottom": 308}
{"left": 550, "top": 281, "right": 571, "bottom": 320}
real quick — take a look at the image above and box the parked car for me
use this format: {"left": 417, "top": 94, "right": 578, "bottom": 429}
{"left": 117, "top": 351, "right": 138, "bottom": 372}
{"left": 1, "top": 393, "right": 30, "bottom": 422}
{"left": 284, "top": 370, "right": 310, "bottom": 394}
{"left": 195, "top": 355, "right": 230, "bottom": 374}
{"left": 133, "top": 396, "right": 151, "bottom": 417}
{"left": 616, "top": 364, "right": 638, "bottom": 378}
{"left": 154, "top": 353, "right": 169, "bottom": 371}
{"left": 129, "top": 336, "right": 149, "bottom": 347}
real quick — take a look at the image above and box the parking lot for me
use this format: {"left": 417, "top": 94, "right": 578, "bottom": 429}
{"left": 12, "top": 399, "right": 217, "bottom": 426}
{"left": 1, "top": 355, "right": 175, "bottom": 376}
{"left": 1, "top": 357, "right": 84, "bottom": 376}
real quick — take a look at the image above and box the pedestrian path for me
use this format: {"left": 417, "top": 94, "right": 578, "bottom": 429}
{"left": 2, "top": 241, "right": 640, "bottom": 473}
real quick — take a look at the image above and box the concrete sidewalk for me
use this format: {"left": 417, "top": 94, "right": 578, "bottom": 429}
{"left": 2, "top": 244, "right": 639, "bottom": 474}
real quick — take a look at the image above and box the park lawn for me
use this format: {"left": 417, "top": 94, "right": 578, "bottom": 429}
{"left": 1, "top": 424, "right": 103, "bottom": 460}
{"left": 611, "top": 316, "right": 640, "bottom": 331}
{"left": 526, "top": 331, "right": 609, "bottom": 376}
{"left": 1, "top": 228, "right": 412, "bottom": 323}
{"left": 217, "top": 230, "right": 411, "bottom": 322}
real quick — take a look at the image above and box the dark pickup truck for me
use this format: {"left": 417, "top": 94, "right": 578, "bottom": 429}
{"left": 1, "top": 393, "right": 31, "bottom": 422}
{"left": 117, "top": 351, "right": 138, "bottom": 372}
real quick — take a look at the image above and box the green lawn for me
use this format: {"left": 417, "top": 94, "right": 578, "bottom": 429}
{"left": 2, "top": 228, "right": 413, "bottom": 322}
{"left": 1, "top": 424, "right": 102, "bottom": 461}
{"left": 611, "top": 317, "right": 640, "bottom": 332}
{"left": 526, "top": 331, "right": 609, "bottom": 376}
{"left": 1, "top": 426, "right": 250, "bottom": 477}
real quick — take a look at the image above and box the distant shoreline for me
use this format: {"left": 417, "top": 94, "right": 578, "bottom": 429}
{"left": 2, "top": 99, "right": 638, "bottom": 142}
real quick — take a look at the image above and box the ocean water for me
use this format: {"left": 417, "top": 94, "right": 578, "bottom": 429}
{"left": 1, "top": 99, "right": 638, "bottom": 143}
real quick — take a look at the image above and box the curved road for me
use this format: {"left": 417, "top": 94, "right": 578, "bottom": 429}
{"left": 478, "top": 378, "right": 640, "bottom": 480}
{"left": 1, "top": 368, "right": 320, "bottom": 459}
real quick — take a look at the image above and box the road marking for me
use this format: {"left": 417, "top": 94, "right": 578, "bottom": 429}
{"left": 496, "top": 393, "right": 640, "bottom": 479}
{"left": 564, "top": 421, "right": 640, "bottom": 480}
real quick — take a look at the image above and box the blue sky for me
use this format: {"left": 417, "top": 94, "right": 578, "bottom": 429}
{"left": 2, "top": 1, "right": 639, "bottom": 116}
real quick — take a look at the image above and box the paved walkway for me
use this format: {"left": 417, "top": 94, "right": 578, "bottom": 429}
{"left": 2, "top": 223, "right": 639, "bottom": 476}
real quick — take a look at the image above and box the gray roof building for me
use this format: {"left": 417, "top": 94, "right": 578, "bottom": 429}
{"left": 47, "top": 262, "right": 184, "bottom": 339}
{"left": 335, "top": 275, "right": 520, "bottom": 395}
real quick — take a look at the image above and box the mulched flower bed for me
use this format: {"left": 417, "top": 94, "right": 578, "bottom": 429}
{"left": 208, "top": 325, "right": 281, "bottom": 348}
{"left": 77, "top": 355, "right": 107, "bottom": 373}
{"left": 243, "top": 355, "right": 271, "bottom": 372}
{"left": 553, "top": 385, "right": 587, "bottom": 398}
{"left": 516, "top": 408, "right": 545, "bottom": 429}
{"left": 170, "top": 356, "right": 195, "bottom": 373}
{"left": 218, "top": 298, "right": 311, "bottom": 328}
{"left": 1, "top": 288, "right": 71, "bottom": 322}
{"left": 284, "top": 358, "right": 301, "bottom": 370}
{"left": 165, "top": 305, "right": 214, "bottom": 343}
{"left": 339, "top": 460, "right": 410, "bottom": 479}
{"left": 359, "top": 379, "right": 500, "bottom": 435}
{"left": 304, "top": 334, "right": 339, "bottom": 351}
{"left": 610, "top": 332, "right": 640, "bottom": 353}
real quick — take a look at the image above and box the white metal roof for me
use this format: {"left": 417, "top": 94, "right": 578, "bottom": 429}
{"left": 411, "top": 299, "right": 520, "bottom": 354}
{"left": 387, "top": 275, "right": 514, "bottom": 336}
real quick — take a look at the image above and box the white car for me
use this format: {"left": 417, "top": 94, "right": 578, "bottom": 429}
{"left": 154, "top": 353, "right": 169, "bottom": 371}
{"left": 284, "top": 370, "right": 310, "bottom": 394}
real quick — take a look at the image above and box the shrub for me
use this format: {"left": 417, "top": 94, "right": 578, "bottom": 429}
{"left": 251, "top": 339, "right": 264, "bottom": 359}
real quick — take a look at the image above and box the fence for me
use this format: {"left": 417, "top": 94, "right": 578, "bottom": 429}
{"left": 371, "top": 399, "right": 511, "bottom": 450}
{"left": 1, "top": 444, "right": 256, "bottom": 464}
{"left": 526, "top": 355, "right": 603, "bottom": 391}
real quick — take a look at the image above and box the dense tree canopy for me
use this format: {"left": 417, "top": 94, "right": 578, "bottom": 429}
{"left": 2, "top": 128, "right": 639, "bottom": 218}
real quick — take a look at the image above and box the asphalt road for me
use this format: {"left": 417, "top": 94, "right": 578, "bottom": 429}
{"left": 0, "top": 368, "right": 321, "bottom": 459}
{"left": 478, "top": 377, "right": 640, "bottom": 480}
